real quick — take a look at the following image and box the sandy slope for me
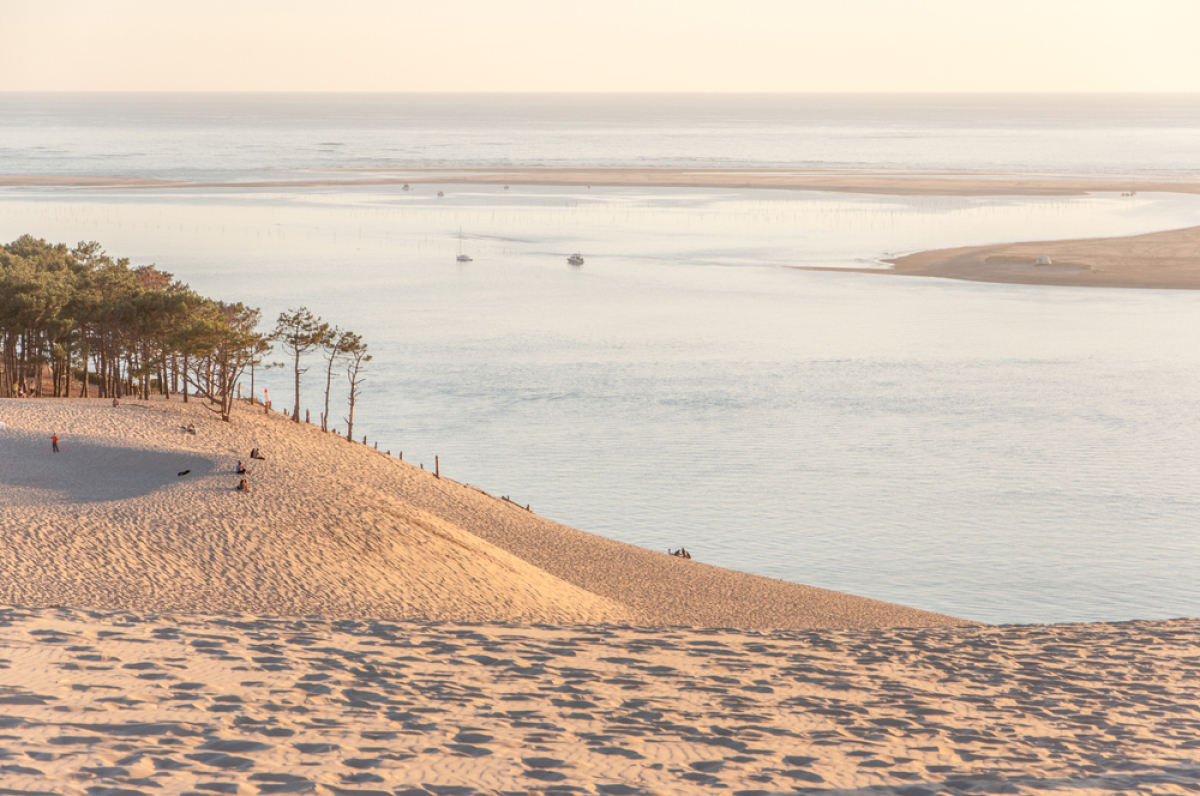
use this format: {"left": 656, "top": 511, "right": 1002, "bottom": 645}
{"left": 0, "top": 397, "right": 965, "bottom": 629}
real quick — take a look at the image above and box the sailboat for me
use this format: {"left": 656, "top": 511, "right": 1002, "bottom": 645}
{"left": 456, "top": 228, "right": 472, "bottom": 262}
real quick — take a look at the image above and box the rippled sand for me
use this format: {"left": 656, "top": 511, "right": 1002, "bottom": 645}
{"left": 1, "top": 606, "right": 1197, "bottom": 795}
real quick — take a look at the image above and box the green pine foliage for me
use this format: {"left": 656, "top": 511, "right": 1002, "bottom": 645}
{"left": 0, "top": 235, "right": 269, "bottom": 421}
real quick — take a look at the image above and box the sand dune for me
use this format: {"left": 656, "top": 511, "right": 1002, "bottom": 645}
{"left": 0, "top": 397, "right": 964, "bottom": 629}
{"left": 4, "top": 399, "right": 1196, "bottom": 793}
{"left": 0, "top": 605, "right": 1196, "bottom": 795}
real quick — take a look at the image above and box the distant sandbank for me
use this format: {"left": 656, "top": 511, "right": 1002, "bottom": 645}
{"left": 4, "top": 167, "right": 1200, "bottom": 196}
{"left": 6, "top": 169, "right": 1199, "bottom": 289}
{"left": 0, "top": 175, "right": 187, "bottom": 188}
{"left": 802, "top": 224, "right": 1200, "bottom": 290}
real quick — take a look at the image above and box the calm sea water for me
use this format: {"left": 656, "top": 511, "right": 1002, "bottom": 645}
{"left": 2, "top": 94, "right": 1199, "bottom": 625}
{"left": 3, "top": 93, "right": 1200, "bottom": 178}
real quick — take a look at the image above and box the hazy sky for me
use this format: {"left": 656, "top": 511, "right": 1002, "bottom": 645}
{"left": 5, "top": 0, "right": 1199, "bottom": 92}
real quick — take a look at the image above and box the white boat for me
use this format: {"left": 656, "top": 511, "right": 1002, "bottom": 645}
{"left": 456, "top": 228, "right": 472, "bottom": 262}
{"left": 567, "top": 253, "right": 584, "bottom": 266}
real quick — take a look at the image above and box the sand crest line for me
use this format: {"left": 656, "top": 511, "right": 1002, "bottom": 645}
{"left": 0, "top": 396, "right": 969, "bottom": 629}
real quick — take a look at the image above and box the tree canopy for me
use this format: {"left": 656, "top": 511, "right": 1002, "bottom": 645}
{"left": 1, "top": 235, "right": 372, "bottom": 429}
{"left": 0, "top": 235, "right": 268, "bottom": 421}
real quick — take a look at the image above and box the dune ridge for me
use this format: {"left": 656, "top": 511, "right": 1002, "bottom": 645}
{"left": 0, "top": 397, "right": 965, "bottom": 629}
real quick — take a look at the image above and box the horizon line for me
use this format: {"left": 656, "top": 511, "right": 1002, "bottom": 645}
{"left": 3, "top": 89, "right": 1200, "bottom": 96}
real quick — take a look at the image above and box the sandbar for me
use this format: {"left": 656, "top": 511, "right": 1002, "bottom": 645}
{"left": 803, "top": 224, "right": 1200, "bottom": 290}
{"left": 4, "top": 167, "right": 1200, "bottom": 196}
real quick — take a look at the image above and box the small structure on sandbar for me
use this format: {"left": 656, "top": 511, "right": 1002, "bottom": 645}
{"left": 1035, "top": 255, "right": 1052, "bottom": 266}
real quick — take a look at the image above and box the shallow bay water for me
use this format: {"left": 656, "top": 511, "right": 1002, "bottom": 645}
{"left": 3, "top": 183, "right": 1199, "bottom": 625}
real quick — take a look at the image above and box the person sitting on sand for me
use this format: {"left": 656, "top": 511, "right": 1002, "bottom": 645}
{"left": 236, "top": 479, "right": 251, "bottom": 493}
{"left": 250, "top": 448, "right": 264, "bottom": 460}
{"left": 186, "top": 423, "right": 197, "bottom": 435}
{"left": 236, "top": 461, "right": 247, "bottom": 474}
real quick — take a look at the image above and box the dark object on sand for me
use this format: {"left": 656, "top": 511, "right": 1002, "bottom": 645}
{"left": 236, "top": 461, "right": 247, "bottom": 474}
{"left": 250, "top": 448, "right": 265, "bottom": 460}
{"left": 670, "top": 548, "right": 692, "bottom": 560}
{"left": 236, "top": 479, "right": 251, "bottom": 493}
{"left": 177, "top": 470, "right": 191, "bottom": 477}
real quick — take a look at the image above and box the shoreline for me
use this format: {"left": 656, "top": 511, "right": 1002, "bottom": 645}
{"left": 4, "top": 166, "right": 1200, "bottom": 195}
{"left": 0, "top": 395, "right": 969, "bottom": 630}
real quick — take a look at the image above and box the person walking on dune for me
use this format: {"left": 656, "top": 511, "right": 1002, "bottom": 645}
{"left": 51, "top": 433, "right": 59, "bottom": 453}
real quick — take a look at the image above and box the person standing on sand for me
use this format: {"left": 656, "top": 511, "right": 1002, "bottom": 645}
{"left": 51, "top": 433, "right": 59, "bottom": 453}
